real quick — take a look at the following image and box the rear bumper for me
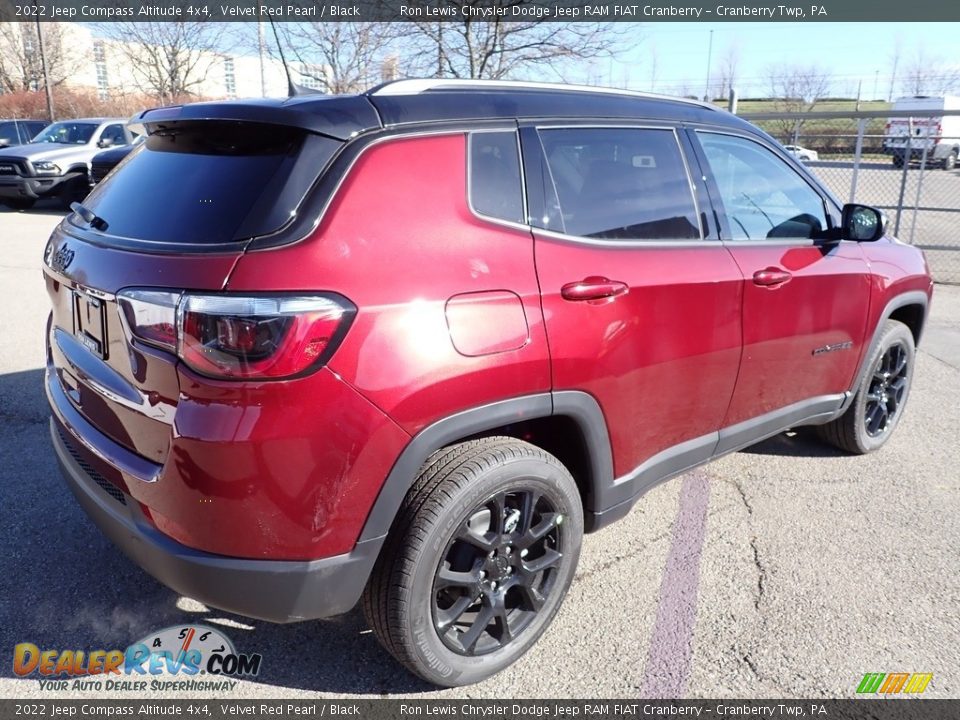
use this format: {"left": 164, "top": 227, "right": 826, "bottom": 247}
{"left": 50, "top": 418, "right": 383, "bottom": 623}
{"left": 49, "top": 412, "right": 383, "bottom": 623}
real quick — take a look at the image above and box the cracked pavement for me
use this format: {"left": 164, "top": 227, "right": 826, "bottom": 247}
{"left": 2, "top": 205, "right": 958, "bottom": 699}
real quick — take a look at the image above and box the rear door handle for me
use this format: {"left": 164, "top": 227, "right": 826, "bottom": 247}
{"left": 752, "top": 267, "right": 792, "bottom": 287}
{"left": 560, "top": 276, "right": 629, "bottom": 302}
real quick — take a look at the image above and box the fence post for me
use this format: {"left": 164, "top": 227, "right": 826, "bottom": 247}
{"left": 908, "top": 119, "right": 932, "bottom": 245}
{"left": 894, "top": 117, "right": 913, "bottom": 237}
{"left": 849, "top": 118, "right": 866, "bottom": 203}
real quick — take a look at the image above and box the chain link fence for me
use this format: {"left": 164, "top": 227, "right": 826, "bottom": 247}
{"left": 741, "top": 109, "right": 960, "bottom": 284}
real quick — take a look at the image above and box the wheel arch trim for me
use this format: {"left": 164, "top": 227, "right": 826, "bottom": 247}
{"left": 357, "top": 391, "right": 615, "bottom": 542}
{"left": 839, "top": 289, "right": 929, "bottom": 415}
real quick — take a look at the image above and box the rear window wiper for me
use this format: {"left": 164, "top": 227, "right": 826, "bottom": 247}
{"left": 70, "top": 202, "right": 109, "bottom": 232}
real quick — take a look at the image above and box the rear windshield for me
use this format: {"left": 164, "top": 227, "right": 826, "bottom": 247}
{"left": 82, "top": 121, "right": 338, "bottom": 245}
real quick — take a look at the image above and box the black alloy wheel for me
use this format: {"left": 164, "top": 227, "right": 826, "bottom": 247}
{"left": 432, "top": 488, "right": 566, "bottom": 656}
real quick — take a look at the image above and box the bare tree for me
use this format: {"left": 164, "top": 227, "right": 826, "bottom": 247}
{"left": 901, "top": 48, "right": 960, "bottom": 97}
{"left": 647, "top": 42, "right": 658, "bottom": 92}
{"left": 404, "top": 14, "right": 628, "bottom": 81}
{"left": 0, "top": 21, "right": 73, "bottom": 94}
{"left": 94, "top": 22, "right": 225, "bottom": 104}
{"left": 280, "top": 23, "right": 402, "bottom": 94}
{"left": 717, "top": 44, "right": 740, "bottom": 100}
{"left": 765, "top": 63, "right": 833, "bottom": 141}
{"left": 887, "top": 35, "right": 902, "bottom": 102}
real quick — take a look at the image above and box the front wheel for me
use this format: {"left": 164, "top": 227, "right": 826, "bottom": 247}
{"left": 362, "top": 437, "right": 583, "bottom": 687}
{"left": 943, "top": 150, "right": 957, "bottom": 171}
{"left": 816, "top": 320, "right": 915, "bottom": 454}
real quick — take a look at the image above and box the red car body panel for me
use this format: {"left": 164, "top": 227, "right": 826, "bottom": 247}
{"left": 533, "top": 236, "right": 743, "bottom": 477}
{"left": 721, "top": 242, "right": 873, "bottom": 426}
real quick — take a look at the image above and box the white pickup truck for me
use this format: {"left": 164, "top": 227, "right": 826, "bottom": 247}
{"left": 884, "top": 95, "right": 960, "bottom": 170}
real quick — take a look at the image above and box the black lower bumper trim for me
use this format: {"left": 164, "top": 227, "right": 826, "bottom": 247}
{"left": 50, "top": 418, "right": 383, "bottom": 623}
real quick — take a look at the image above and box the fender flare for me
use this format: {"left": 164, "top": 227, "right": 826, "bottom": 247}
{"left": 357, "top": 391, "right": 615, "bottom": 543}
{"left": 838, "top": 290, "right": 929, "bottom": 414}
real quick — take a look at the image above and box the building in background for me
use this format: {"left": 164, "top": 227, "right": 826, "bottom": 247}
{"left": 0, "top": 22, "right": 318, "bottom": 103}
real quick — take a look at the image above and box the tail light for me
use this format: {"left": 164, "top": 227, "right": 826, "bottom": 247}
{"left": 117, "top": 290, "right": 355, "bottom": 380}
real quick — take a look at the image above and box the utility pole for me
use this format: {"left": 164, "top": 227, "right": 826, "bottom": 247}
{"left": 33, "top": 8, "right": 55, "bottom": 122}
{"left": 703, "top": 29, "right": 714, "bottom": 102}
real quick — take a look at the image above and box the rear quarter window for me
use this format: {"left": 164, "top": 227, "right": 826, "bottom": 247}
{"left": 468, "top": 131, "right": 525, "bottom": 225}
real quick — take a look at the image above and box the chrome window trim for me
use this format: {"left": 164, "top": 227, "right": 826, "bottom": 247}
{"left": 465, "top": 128, "right": 532, "bottom": 234}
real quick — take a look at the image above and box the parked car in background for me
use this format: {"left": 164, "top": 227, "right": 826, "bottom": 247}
{"left": 784, "top": 144, "right": 819, "bottom": 162}
{"left": 44, "top": 80, "right": 932, "bottom": 688}
{"left": 0, "top": 119, "right": 48, "bottom": 148}
{"left": 883, "top": 95, "right": 960, "bottom": 169}
{"left": 0, "top": 118, "right": 131, "bottom": 210}
{"left": 90, "top": 134, "right": 144, "bottom": 186}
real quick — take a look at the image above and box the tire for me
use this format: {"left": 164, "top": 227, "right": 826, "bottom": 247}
{"left": 816, "top": 320, "right": 915, "bottom": 455}
{"left": 362, "top": 437, "right": 583, "bottom": 687}
{"left": 892, "top": 154, "right": 905, "bottom": 168}
{"left": 943, "top": 150, "right": 957, "bottom": 171}
{"left": 2, "top": 198, "right": 35, "bottom": 210}
{"left": 58, "top": 174, "right": 89, "bottom": 209}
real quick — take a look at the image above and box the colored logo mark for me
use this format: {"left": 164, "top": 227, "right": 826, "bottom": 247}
{"left": 857, "top": 672, "right": 933, "bottom": 694}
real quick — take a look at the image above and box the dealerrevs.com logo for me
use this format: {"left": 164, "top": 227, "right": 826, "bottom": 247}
{"left": 13, "top": 624, "right": 262, "bottom": 692}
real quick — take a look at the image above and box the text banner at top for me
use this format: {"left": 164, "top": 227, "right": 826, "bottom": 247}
{"left": 2, "top": 0, "right": 960, "bottom": 22}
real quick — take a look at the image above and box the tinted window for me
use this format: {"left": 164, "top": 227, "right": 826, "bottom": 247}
{"left": 698, "top": 132, "right": 828, "bottom": 240}
{"left": 538, "top": 127, "right": 700, "bottom": 240}
{"left": 83, "top": 121, "right": 332, "bottom": 245}
{"left": 469, "top": 132, "right": 524, "bottom": 224}
{"left": 0, "top": 122, "right": 16, "bottom": 144}
{"left": 33, "top": 121, "right": 98, "bottom": 145}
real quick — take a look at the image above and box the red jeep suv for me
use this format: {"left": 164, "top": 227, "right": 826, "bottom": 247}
{"left": 44, "top": 80, "right": 933, "bottom": 686}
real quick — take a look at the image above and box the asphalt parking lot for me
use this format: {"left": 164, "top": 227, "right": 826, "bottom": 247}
{"left": 1, "top": 204, "right": 958, "bottom": 699}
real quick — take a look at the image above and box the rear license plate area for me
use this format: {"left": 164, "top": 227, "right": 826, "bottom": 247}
{"left": 72, "top": 290, "right": 108, "bottom": 360}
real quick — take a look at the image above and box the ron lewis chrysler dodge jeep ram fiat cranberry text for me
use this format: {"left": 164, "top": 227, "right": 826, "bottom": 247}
{"left": 43, "top": 80, "right": 933, "bottom": 686}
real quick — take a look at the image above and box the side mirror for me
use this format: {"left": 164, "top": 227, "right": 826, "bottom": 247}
{"left": 0, "top": 138, "right": 11, "bottom": 148}
{"left": 841, "top": 204, "right": 887, "bottom": 242}
{"left": 98, "top": 137, "right": 114, "bottom": 149}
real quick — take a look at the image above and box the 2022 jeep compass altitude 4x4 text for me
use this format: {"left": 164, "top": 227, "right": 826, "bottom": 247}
{"left": 44, "top": 80, "right": 933, "bottom": 687}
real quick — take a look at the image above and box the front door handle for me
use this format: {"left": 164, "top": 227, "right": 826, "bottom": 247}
{"left": 560, "top": 276, "right": 629, "bottom": 302}
{"left": 753, "top": 267, "right": 792, "bottom": 287}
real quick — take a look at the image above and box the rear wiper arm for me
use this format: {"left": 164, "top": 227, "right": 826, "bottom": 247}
{"left": 70, "top": 202, "right": 109, "bottom": 232}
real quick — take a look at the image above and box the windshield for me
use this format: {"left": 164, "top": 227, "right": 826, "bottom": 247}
{"left": 32, "top": 122, "right": 98, "bottom": 145}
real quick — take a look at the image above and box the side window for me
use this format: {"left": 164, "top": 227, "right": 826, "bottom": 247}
{"left": 28, "top": 122, "right": 47, "bottom": 140}
{"left": 537, "top": 127, "right": 700, "bottom": 240}
{"left": 468, "top": 131, "right": 524, "bottom": 224}
{"left": 697, "top": 132, "right": 828, "bottom": 240}
{"left": 100, "top": 124, "right": 127, "bottom": 147}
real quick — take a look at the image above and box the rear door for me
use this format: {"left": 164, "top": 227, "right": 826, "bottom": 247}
{"left": 524, "top": 123, "right": 743, "bottom": 495}
{"left": 689, "top": 129, "right": 870, "bottom": 443}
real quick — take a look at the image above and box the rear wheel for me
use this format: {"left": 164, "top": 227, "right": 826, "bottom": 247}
{"left": 362, "top": 437, "right": 583, "bottom": 687}
{"left": 816, "top": 320, "right": 915, "bottom": 454}
{"left": 944, "top": 150, "right": 957, "bottom": 171}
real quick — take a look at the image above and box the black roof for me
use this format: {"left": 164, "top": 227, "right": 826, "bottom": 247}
{"left": 134, "top": 80, "right": 753, "bottom": 141}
